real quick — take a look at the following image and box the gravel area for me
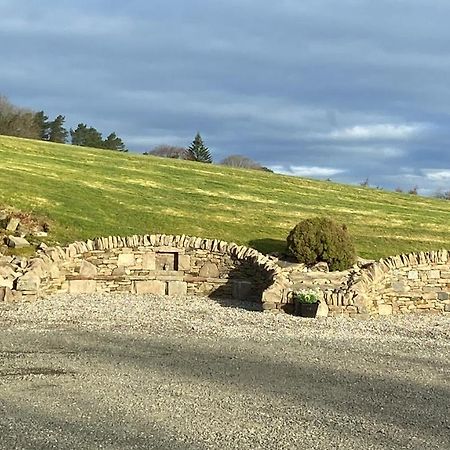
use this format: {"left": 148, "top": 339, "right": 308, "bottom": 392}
{"left": 0, "top": 293, "right": 449, "bottom": 450}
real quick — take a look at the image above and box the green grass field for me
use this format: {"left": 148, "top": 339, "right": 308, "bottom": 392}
{"left": 1, "top": 135, "right": 449, "bottom": 259}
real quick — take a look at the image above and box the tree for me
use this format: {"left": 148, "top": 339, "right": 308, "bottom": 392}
{"left": 34, "top": 111, "right": 50, "bottom": 140}
{"left": 220, "top": 154, "right": 262, "bottom": 170}
{"left": 434, "top": 190, "right": 450, "bottom": 200}
{"left": 145, "top": 144, "right": 188, "bottom": 159}
{"left": 186, "top": 132, "right": 212, "bottom": 163}
{"left": 48, "top": 115, "right": 68, "bottom": 143}
{"left": 103, "top": 132, "right": 127, "bottom": 152}
{"left": 0, "top": 95, "right": 40, "bottom": 139}
{"left": 70, "top": 123, "right": 103, "bottom": 148}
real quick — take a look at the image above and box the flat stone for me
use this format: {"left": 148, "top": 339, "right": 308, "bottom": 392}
{"left": 437, "top": 292, "right": 449, "bottom": 301}
{"left": 79, "top": 260, "right": 98, "bottom": 278}
{"left": 316, "top": 301, "right": 329, "bottom": 317}
{"left": 232, "top": 280, "right": 253, "bottom": 300}
{"left": 178, "top": 254, "right": 191, "bottom": 271}
{"left": 117, "top": 253, "right": 135, "bottom": 267}
{"left": 6, "top": 218, "right": 20, "bottom": 231}
{"left": 134, "top": 280, "right": 166, "bottom": 295}
{"left": 142, "top": 253, "right": 156, "bottom": 270}
{"left": 16, "top": 272, "right": 41, "bottom": 291}
{"left": 378, "top": 304, "right": 393, "bottom": 315}
{"left": 6, "top": 235, "right": 30, "bottom": 248}
{"left": 407, "top": 270, "right": 419, "bottom": 280}
{"left": 199, "top": 262, "right": 219, "bottom": 278}
{"left": 167, "top": 281, "right": 187, "bottom": 296}
{"left": 0, "top": 275, "right": 13, "bottom": 289}
{"left": 68, "top": 280, "right": 97, "bottom": 294}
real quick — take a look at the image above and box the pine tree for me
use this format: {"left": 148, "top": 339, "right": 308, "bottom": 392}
{"left": 103, "top": 132, "right": 127, "bottom": 152}
{"left": 70, "top": 123, "right": 103, "bottom": 148}
{"left": 34, "top": 111, "right": 50, "bottom": 140}
{"left": 48, "top": 115, "right": 68, "bottom": 143}
{"left": 186, "top": 132, "right": 212, "bottom": 163}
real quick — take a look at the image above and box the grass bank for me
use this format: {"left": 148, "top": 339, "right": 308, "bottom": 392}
{"left": 1, "top": 135, "right": 449, "bottom": 259}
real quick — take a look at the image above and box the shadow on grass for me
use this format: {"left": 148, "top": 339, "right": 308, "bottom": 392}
{"left": 247, "top": 238, "right": 286, "bottom": 255}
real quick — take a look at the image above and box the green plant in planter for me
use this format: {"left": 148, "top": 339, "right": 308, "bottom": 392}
{"left": 292, "top": 288, "right": 320, "bottom": 304}
{"left": 291, "top": 289, "right": 321, "bottom": 317}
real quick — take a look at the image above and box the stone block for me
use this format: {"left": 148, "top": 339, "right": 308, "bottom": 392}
{"left": 68, "top": 280, "right": 96, "bottom": 294}
{"left": 16, "top": 272, "right": 41, "bottom": 291}
{"left": 142, "top": 253, "right": 156, "bottom": 270}
{"left": 232, "top": 280, "right": 253, "bottom": 300}
{"left": 0, "top": 275, "right": 13, "bottom": 289}
{"left": 0, "top": 287, "right": 14, "bottom": 302}
{"left": 79, "top": 260, "right": 98, "bottom": 278}
{"left": 407, "top": 270, "right": 419, "bottom": 280}
{"left": 437, "top": 291, "right": 449, "bottom": 300}
{"left": 178, "top": 255, "right": 191, "bottom": 271}
{"left": 392, "top": 281, "right": 409, "bottom": 293}
{"left": 6, "top": 218, "right": 20, "bottom": 231}
{"left": 378, "top": 304, "right": 393, "bottom": 315}
{"left": 167, "top": 281, "right": 187, "bottom": 296}
{"left": 134, "top": 280, "right": 166, "bottom": 295}
{"left": 428, "top": 270, "right": 440, "bottom": 279}
{"left": 117, "top": 253, "right": 135, "bottom": 267}
{"left": 316, "top": 301, "right": 329, "bottom": 317}
{"left": 199, "top": 262, "right": 220, "bottom": 278}
{"left": 6, "top": 235, "right": 30, "bottom": 248}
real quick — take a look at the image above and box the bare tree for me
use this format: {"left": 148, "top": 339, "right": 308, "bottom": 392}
{"left": 144, "top": 144, "right": 188, "bottom": 159}
{"left": 0, "top": 95, "right": 41, "bottom": 139}
{"left": 220, "top": 154, "right": 263, "bottom": 170}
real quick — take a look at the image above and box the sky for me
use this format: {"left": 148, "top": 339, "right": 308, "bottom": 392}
{"left": 1, "top": 0, "right": 450, "bottom": 194}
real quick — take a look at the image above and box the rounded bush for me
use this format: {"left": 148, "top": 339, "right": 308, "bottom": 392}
{"left": 286, "top": 217, "right": 356, "bottom": 271}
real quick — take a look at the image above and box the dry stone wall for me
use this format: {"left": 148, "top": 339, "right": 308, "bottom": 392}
{"left": 1, "top": 234, "right": 448, "bottom": 318}
{"left": 263, "top": 249, "right": 450, "bottom": 316}
{"left": 5, "top": 234, "right": 280, "bottom": 304}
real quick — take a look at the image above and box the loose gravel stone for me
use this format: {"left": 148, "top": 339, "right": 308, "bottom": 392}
{"left": 0, "top": 293, "right": 449, "bottom": 450}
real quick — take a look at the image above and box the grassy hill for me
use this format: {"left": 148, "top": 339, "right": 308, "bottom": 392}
{"left": 1, "top": 134, "right": 449, "bottom": 259}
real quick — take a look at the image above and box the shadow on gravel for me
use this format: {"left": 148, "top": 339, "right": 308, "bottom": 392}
{"left": 1, "top": 330, "right": 449, "bottom": 450}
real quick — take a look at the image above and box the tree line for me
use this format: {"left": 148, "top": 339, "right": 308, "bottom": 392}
{"left": 145, "top": 132, "right": 273, "bottom": 172}
{"left": 0, "top": 95, "right": 126, "bottom": 151}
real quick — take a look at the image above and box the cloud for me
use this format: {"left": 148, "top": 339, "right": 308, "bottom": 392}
{"left": 271, "top": 165, "right": 345, "bottom": 178}
{"left": 327, "top": 124, "right": 427, "bottom": 141}
{"left": 423, "top": 169, "right": 450, "bottom": 181}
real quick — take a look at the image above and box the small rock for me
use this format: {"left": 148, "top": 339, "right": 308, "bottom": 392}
{"left": 6, "top": 235, "right": 30, "bottom": 249}
{"left": 311, "top": 262, "right": 329, "bottom": 272}
{"left": 6, "top": 217, "right": 20, "bottom": 232}
{"left": 33, "top": 231, "right": 48, "bottom": 238}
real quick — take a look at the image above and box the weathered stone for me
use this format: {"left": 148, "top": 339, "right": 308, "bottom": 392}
{"left": 378, "top": 304, "right": 393, "bottom": 315}
{"left": 0, "top": 286, "right": 13, "bottom": 301}
{"left": 178, "top": 254, "right": 191, "bottom": 271}
{"left": 311, "top": 262, "right": 329, "bottom": 272}
{"left": 16, "top": 272, "right": 41, "bottom": 291}
{"left": 167, "top": 281, "right": 187, "bottom": 296}
{"left": 79, "top": 260, "right": 98, "bottom": 278}
{"left": 316, "top": 301, "right": 329, "bottom": 317}
{"left": 134, "top": 280, "right": 166, "bottom": 295}
{"left": 117, "top": 253, "right": 135, "bottom": 267}
{"left": 232, "top": 280, "right": 253, "bottom": 300}
{"left": 428, "top": 270, "right": 440, "bottom": 279}
{"left": 112, "top": 266, "right": 127, "bottom": 276}
{"left": 5, "top": 218, "right": 20, "bottom": 231}
{"left": 142, "top": 253, "right": 156, "bottom": 270}
{"left": 437, "top": 291, "right": 449, "bottom": 301}
{"left": 68, "top": 279, "right": 96, "bottom": 294}
{"left": 199, "top": 262, "right": 219, "bottom": 278}
{"left": 407, "top": 270, "right": 419, "bottom": 280}
{"left": 392, "top": 281, "right": 409, "bottom": 293}
{"left": 6, "top": 235, "right": 30, "bottom": 248}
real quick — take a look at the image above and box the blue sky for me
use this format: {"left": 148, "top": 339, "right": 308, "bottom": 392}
{"left": 1, "top": 0, "right": 450, "bottom": 194}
